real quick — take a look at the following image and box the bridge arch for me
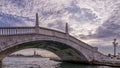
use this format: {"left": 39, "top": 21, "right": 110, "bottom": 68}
{"left": 0, "top": 25, "right": 96, "bottom": 64}
{"left": 0, "top": 38, "right": 89, "bottom": 63}
{"left": 0, "top": 13, "right": 112, "bottom": 66}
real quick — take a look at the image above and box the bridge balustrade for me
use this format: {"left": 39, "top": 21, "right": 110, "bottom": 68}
{"left": 69, "top": 36, "right": 93, "bottom": 51}
{"left": 38, "top": 28, "right": 94, "bottom": 51}
{"left": 38, "top": 27, "right": 67, "bottom": 39}
{"left": 0, "top": 27, "right": 35, "bottom": 35}
{"left": 0, "top": 27, "right": 66, "bottom": 38}
{"left": 0, "top": 27, "right": 94, "bottom": 52}
{"left": 38, "top": 27, "right": 56, "bottom": 36}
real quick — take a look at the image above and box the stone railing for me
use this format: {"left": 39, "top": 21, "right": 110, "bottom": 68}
{"left": 0, "top": 27, "right": 35, "bottom": 35}
{"left": 0, "top": 26, "right": 94, "bottom": 51}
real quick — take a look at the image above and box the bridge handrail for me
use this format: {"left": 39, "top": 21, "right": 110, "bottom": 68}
{"left": 37, "top": 27, "right": 94, "bottom": 50}
{"left": 0, "top": 27, "right": 34, "bottom": 29}
{"left": 69, "top": 35, "right": 94, "bottom": 50}
{"left": 42, "top": 27, "right": 94, "bottom": 50}
{"left": 0, "top": 26, "right": 94, "bottom": 51}
{"left": 0, "top": 27, "right": 35, "bottom": 35}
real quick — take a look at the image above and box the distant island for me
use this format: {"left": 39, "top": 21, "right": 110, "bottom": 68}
{"left": 8, "top": 50, "right": 43, "bottom": 58}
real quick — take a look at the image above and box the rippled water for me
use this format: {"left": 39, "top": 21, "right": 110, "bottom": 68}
{"left": 2, "top": 57, "right": 120, "bottom": 68}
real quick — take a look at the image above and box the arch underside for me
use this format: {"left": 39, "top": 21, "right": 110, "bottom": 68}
{"left": 0, "top": 40, "right": 89, "bottom": 63}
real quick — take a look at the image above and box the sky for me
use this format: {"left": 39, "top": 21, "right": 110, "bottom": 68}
{"left": 0, "top": 0, "right": 120, "bottom": 55}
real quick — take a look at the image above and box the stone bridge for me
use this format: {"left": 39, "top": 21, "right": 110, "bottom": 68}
{"left": 0, "top": 13, "right": 109, "bottom": 66}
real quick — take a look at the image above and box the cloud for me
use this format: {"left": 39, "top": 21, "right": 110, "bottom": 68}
{"left": 9, "top": 0, "right": 26, "bottom": 8}
{"left": 0, "top": 12, "right": 24, "bottom": 26}
{"left": 47, "top": 20, "right": 66, "bottom": 32}
{"left": 91, "top": 4, "right": 120, "bottom": 40}
{"left": 0, "top": 0, "right": 120, "bottom": 53}
{"left": 66, "top": 5, "right": 97, "bottom": 22}
{"left": 94, "top": 22, "right": 120, "bottom": 39}
{"left": 78, "top": 4, "right": 120, "bottom": 49}
{"left": 0, "top": 12, "right": 34, "bottom": 26}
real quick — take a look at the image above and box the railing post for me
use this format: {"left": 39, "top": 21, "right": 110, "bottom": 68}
{"left": 2, "top": 29, "right": 4, "bottom": 35}
{"left": 65, "top": 23, "right": 69, "bottom": 34}
{"left": 65, "top": 23, "right": 69, "bottom": 40}
{"left": 35, "top": 13, "right": 39, "bottom": 34}
{"left": 15, "top": 28, "right": 18, "bottom": 34}
{"left": 8, "top": 29, "right": 10, "bottom": 35}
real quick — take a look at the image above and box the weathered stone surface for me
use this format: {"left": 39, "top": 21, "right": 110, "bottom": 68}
{"left": 0, "top": 26, "right": 116, "bottom": 65}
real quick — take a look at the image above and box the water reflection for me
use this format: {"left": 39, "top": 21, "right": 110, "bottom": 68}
{"left": 57, "top": 62, "right": 119, "bottom": 68}
{"left": 2, "top": 57, "right": 120, "bottom": 68}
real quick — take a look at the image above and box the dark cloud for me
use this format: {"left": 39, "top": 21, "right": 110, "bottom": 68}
{"left": 94, "top": 23, "right": 120, "bottom": 38}
{"left": 65, "top": 1, "right": 97, "bottom": 22}
{"left": 93, "top": 8, "right": 120, "bottom": 39}
{"left": 77, "top": 6, "right": 120, "bottom": 41}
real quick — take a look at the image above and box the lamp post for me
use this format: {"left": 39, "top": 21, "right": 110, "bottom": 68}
{"left": 113, "top": 39, "right": 118, "bottom": 57}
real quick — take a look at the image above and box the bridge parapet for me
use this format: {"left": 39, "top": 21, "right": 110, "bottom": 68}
{"left": 0, "top": 26, "right": 98, "bottom": 62}
{"left": 0, "top": 26, "right": 94, "bottom": 51}
{"left": 0, "top": 27, "right": 35, "bottom": 35}
{"left": 0, "top": 13, "right": 113, "bottom": 64}
{"left": 69, "top": 36, "right": 94, "bottom": 51}
{"left": 0, "top": 26, "right": 119, "bottom": 67}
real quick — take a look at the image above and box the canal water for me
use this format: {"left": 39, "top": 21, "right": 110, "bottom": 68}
{"left": 2, "top": 57, "right": 120, "bottom": 68}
